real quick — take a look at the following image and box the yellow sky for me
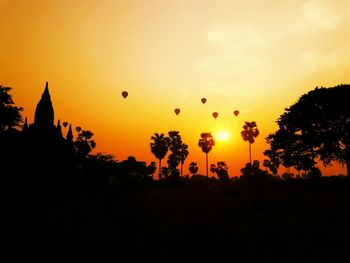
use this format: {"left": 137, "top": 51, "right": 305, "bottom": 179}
{"left": 1, "top": 0, "right": 350, "bottom": 176}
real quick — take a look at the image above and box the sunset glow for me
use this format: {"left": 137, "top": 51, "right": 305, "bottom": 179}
{"left": 1, "top": 0, "right": 349, "bottom": 176}
{"left": 216, "top": 131, "right": 230, "bottom": 142}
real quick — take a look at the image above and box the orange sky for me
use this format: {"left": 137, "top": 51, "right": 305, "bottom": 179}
{"left": 1, "top": 0, "right": 349, "bottom": 176}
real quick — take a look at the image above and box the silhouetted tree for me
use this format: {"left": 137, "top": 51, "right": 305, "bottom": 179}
{"left": 179, "top": 142, "right": 189, "bottom": 177}
{"left": 150, "top": 133, "right": 170, "bottom": 178}
{"left": 266, "top": 85, "right": 350, "bottom": 176}
{"left": 75, "top": 130, "right": 96, "bottom": 160}
{"left": 161, "top": 166, "right": 170, "bottom": 179}
{"left": 263, "top": 159, "right": 270, "bottom": 172}
{"left": 198, "top": 132, "right": 215, "bottom": 180}
{"left": 167, "top": 131, "right": 183, "bottom": 177}
{"left": 147, "top": 161, "right": 157, "bottom": 179}
{"left": 240, "top": 162, "right": 260, "bottom": 178}
{"left": 263, "top": 150, "right": 280, "bottom": 175}
{"left": 211, "top": 161, "right": 229, "bottom": 183}
{"left": 210, "top": 163, "right": 216, "bottom": 177}
{"left": 241, "top": 121, "right": 259, "bottom": 165}
{"left": 0, "top": 85, "right": 23, "bottom": 172}
{"left": 308, "top": 167, "right": 322, "bottom": 180}
{"left": 0, "top": 85, "right": 23, "bottom": 133}
{"left": 189, "top": 162, "right": 198, "bottom": 176}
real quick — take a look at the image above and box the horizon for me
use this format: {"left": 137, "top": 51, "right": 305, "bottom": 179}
{"left": 1, "top": 0, "right": 349, "bottom": 176}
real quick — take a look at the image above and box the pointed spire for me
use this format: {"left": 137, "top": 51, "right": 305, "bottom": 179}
{"left": 57, "top": 119, "right": 63, "bottom": 138}
{"left": 22, "top": 117, "right": 29, "bottom": 133}
{"left": 66, "top": 124, "right": 73, "bottom": 143}
{"left": 34, "top": 81, "right": 54, "bottom": 128}
{"left": 42, "top": 81, "right": 51, "bottom": 99}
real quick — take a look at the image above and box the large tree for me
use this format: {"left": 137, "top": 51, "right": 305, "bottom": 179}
{"left": 150, "top": 133, "right": 170, "bottom": 177}
{"left": 0, "top": 85, "right": 23, "bottom": 132}
{"left": 198, "top": 132, "right": 215, "bottom": 180}
{"left": 266, "top": 85, "right": 350, "bottom": 177}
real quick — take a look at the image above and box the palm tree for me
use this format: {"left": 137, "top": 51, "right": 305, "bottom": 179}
{"left": 150, "top": 133, "right": 170, "bottom": 177}
{"left": 189, "top": 162, "right": 198, "bottom": 176}
{"left": 179, "top": 142, "right": 189, "bottom": 177}
{"left": 198, "top": 132, "right": 215, "bottom": 180}
{"left": 167, "top": 131, "right": 183, "bottom": 177}
{"left": 241, "top": 121, "right": 259, "bottom": 165}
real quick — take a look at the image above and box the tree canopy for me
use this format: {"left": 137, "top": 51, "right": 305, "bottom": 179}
{"left": 265, "top": 84, "right": 350, "bottom": 177}
{"left": 0, "top": 85, "right": 23, "bottom": 132}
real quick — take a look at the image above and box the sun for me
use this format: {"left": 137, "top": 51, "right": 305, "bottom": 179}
{"left": 216, "top": 131, "right": 230, "bottom": 141}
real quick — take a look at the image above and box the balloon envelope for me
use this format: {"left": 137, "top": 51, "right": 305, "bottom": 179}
{"left": 234, "top": 110, "right": 239, "bottom": 116}
{"left": 212, "top": 112, "right": 218, "bottom": 119}
{"left": 201, "top": 98, "right": 207, "bottom": 104}
{"left": 62, "top": 122, "right": 68, "bottom": 128}
{"left": 174, "top": 108, "right": 180, "bottom": 115}
{"left": 121, "top": 91, "right": 128, "bottom": 99}
{"left": 75, "top": 126, "right": 82, "bottom": 132}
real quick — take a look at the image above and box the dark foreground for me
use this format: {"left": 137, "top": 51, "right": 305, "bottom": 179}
{"left": 2, "top": 178, "right": 350, "bottom": 262}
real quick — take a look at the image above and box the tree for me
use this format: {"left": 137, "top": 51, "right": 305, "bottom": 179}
{"left": 263, "top": 159, "right": 270, "bottom": 172}
{"left": 266, "top": 85, "right": 350, "bottom": 177}
{"left": 198, "top": 132, "right": 215, "bottom": 180}
{"left": 0, "top": 85, "right": 23, "bottom": 133}
{"left": 179, "top": 142, "right": 189, "bottom": 177}
{"left": 241, "top": 121, "right": 259, "bottom": 165}
{"left": 75, "top": 130, "right": 96, "bottom": 159}
{"left": 83, "top": 153, "right": 118, "bottom": 185}
{"left": 263, "top": 149, "right": 280, "bottom": 175}
{"left": 210, "top": 164, "right": 216, "bottom": 177}
{"left": 167, "top": 131, "right": 183, "bottom": 177}
{"left": 150, "top": 133, "right": 170, "bottom": 178}
{"left": 189, "top": 162, "right": 198, "bottom": 176}
{"left": 211, "top": 161, "right": 229, "bottom": 183}
{"left": 147, "top": 161, "right": 157, "bottom": 179}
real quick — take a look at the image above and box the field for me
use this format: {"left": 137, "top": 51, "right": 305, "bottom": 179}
{"left": 2, "top": 178, "right": 350, "bottom": 262}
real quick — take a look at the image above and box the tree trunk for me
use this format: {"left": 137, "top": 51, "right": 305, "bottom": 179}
{"left": 206, "top": 153, "right": 209, "bottom": 180}
{"left": 159, "top": 159, "right": 162, "bottom": 179}
{"left": 249, "top": 142, "right": 252, "bottom": 165}
{"left": 181, "top": 162, "right": 183, "bottom": 177}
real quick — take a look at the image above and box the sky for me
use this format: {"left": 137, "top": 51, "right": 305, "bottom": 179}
{"left": 1, "top": 0, "right": 350, "bottom": 176}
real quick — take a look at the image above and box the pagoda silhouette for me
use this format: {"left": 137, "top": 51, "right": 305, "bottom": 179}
{"left": 20, "top": 82, "right": 77, "bottom": 183}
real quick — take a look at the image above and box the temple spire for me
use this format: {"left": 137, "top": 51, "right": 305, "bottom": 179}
{"left": 34, "top": 81, "right": 54, "bottom": 129}
{"left": 43, "top": 81, "right": 50, "bottom": 98}
{"left": 23, "top": 117, "right": 28, "bottom": 131}
{"left": 57, "top": 119, "right": 63, "bottom": 138}
{"left": 66, "top": 124, "right": 73, "bottom": 143}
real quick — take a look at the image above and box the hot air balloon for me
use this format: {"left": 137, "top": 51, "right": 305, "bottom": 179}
{"left": 234, "top": 110, "right": 239, "bottom": 117}
{"left": 121, "top": 91, "right": 128, "bottom": 99}
{"left": 201, "top": 98, "right": 207, "bottom": 104}
{"left": 174, "top": 108, "right": 180, "bottom": 115}
{"left": 76, "top": 126, "right": 82, "bottom": 133}
{"left": 212, "top": 112, "right": 218, "bottom": 119}
{"left": 63, "top": 122, "right": 68, "bottom": 128}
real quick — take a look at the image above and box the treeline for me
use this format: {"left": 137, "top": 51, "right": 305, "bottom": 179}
{"left": 0, "top": 83, "right": 349, "bottom": 196}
